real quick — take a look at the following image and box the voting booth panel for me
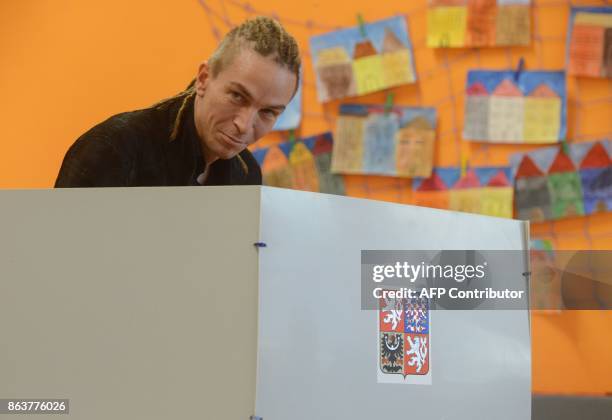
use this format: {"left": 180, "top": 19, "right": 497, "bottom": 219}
{"left": 0, "top": 186, "right": 530, "bottom": 419}
{"left": 256, "top": 187, "right": 530, "bottom": 420}
{"left": 0, "top": 187, "right": 261, "bottom": 419}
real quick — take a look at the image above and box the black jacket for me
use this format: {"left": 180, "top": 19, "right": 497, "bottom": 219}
{"left": 55, "top": 94, "right": 262, "bottom": 187}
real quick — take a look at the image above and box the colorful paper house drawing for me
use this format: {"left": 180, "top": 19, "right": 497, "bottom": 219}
{"left": 427, "top": 0, "right": 531, "bottom": 48}
{"left": 352, "top": 39, "right": 385, "bottom": 95}
{"left": 547, "top": 150, "right": 585, "bottom": 219}
{"left": 568, "top": 7, "right": 612, "bottom": 78}
{"left": 463, "top": 82, "right": 489, "bottom": 140}
{"left": 515, "top": 155, "right": 552, "bottom": 221}
{"left": 310, "top": 16, "right": 416, "bottom": 102}
{"left": 464, "top": 70, "right": 565, "bottom": 143}
{"left": 315, "top": 47, "right": 356, "bottom": 101}
{"left": 395, "top": 116, "right": 435, "bottom": 177}
{"left": 569, "top": 22, "right": 605, "bottom": 77}
{"left": 523, "top": 84, "right": 562, "bottom": 142}
{"left": 414, "top": 166, "right": 513, "bottom": 218}
{"left": 381, "top": 28, "right": 415, "bottom": 87}
{"left": 579, "top": 142, "right": 612, "bottom": 213}
{"left": 332, "top": 104, "right": 436, "bottom": 177}
{"left": 253, "top": 133, "right": 345, "bottom": 195}
{"left": 488, "top": 79, "right": 524, "bottom": 142}
{"left": 511, "top": 140, "right": 611, "bottom": 221}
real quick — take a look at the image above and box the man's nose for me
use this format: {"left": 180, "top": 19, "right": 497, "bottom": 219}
{"left": 233, "top": 107, "right": 257, "bottom": 135}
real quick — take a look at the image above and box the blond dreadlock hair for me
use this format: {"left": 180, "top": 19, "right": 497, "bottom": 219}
{"left": 209, "top": 16, "right": 301, "bottom": 92}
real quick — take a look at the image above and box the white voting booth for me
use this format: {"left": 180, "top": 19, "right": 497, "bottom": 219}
{"left": 0, "top": 186, "right": 530, "bottom": 419}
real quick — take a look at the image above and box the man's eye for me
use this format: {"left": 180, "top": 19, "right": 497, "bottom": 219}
{"left": 260, "top": 109, "right": 277, "bottom": 119}
{"left": 230, "top": 91, "right": 244, "bottom": 102}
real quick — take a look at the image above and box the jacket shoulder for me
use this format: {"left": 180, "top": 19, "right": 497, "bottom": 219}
{"left": 55, "top": 105, "right": 168, "bottom": 187}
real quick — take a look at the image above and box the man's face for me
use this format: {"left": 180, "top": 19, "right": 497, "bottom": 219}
{"left": 193, "top": 48, "right": 297, "bottom": 162}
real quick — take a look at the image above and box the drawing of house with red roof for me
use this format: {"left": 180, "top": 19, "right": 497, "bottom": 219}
{"left": 579, "top": 142, "right": 612, "bottom": 214}
{"left": 523, "top": 83, "right": 561, "bottom": 142}
{"left": 488, "top": 78, "right": 524, "bottom": 142}
{"left": 352, "top": 39, "right": 384, "bottom": 94}
{"left": 463, "top": 82, "right": 489, "bottom": 140}
{"left": 547, "top": 149, "right": 585, "bottom": 218}
{"left": 514, "top": 155, "right": 552, "bottom": 221}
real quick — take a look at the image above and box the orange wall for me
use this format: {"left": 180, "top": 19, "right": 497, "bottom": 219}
{"left": 1, "top": 0, "right": 611, "bottom": 395}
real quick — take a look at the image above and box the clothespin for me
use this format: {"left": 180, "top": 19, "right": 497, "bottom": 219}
{"left": 460, "top": 154, "right": 469, "bottom": 177}
{"left": 384, "top": 92, "right": 395, "bottom": 115}
{"left": 514, "top": 57, "right": 525, "bottom": 82}
{"left": 288, "top": 129, "right": 296, "bottom": 145}
{"left": 560, "top": 138, "right": 569, "bottom": 155}
{"left": 357, "top": 14, "right": 367, "bottom": 38}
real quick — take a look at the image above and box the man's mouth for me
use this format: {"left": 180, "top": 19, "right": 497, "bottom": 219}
{"left": 219, "top": 131, "right": 244, "bottom": 147}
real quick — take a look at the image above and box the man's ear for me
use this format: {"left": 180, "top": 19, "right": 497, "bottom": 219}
{"left": 195, "top": 61, "right": 210, "bottom": 96}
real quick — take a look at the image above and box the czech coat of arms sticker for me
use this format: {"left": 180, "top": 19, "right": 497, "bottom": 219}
{"left": 378, "top": 294, "right": 432, "bottom": 384}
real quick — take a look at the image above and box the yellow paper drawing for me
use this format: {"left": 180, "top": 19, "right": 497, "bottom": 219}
{"left": 523, "top": 84, "right": 561, "bottom": 143}
{"left": 352, "top": 39, "right": 385, "bottom": 95}
{"left": 427, "top": 6, "right": 467, "bottom": 47}
{"left": 479, "top": 187, "right": 514, "bottom": 218}
{"left": 449, "top": 187, "right": 512, "bottom": 218}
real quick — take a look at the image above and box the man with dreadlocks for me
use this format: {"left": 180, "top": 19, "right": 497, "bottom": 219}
{"left": 55, "top": 17, "right": 300, "bottom": 187}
